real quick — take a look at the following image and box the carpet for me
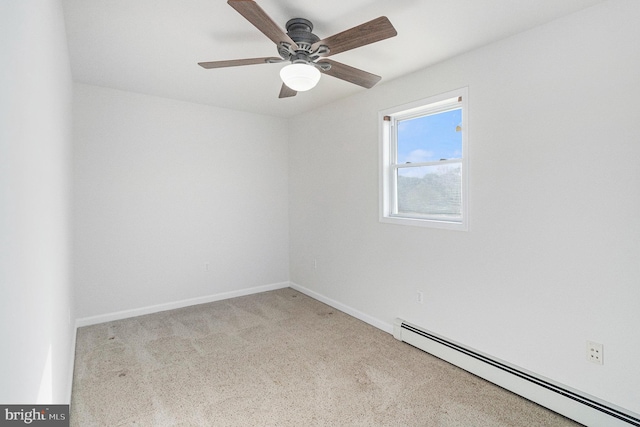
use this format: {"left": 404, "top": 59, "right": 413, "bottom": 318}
{"left": 71, "top": 288, "right": 581, "bottom": 426}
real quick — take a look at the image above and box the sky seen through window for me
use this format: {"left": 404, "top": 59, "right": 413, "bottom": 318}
{"left": 397, "top": 108, "right": 462, "bottom": 165}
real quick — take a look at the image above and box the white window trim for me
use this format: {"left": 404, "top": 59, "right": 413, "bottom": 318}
{"left": 379, "top": 87, "right": 469, "bottom": 231}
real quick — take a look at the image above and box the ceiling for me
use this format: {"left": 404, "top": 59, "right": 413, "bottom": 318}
{"left": 62, "top": 0, "right": 605, "bottom": 118}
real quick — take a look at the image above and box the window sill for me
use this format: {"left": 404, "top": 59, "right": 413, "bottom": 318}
{"left": 379, "top": 214, "right": 468, "bottom": 231}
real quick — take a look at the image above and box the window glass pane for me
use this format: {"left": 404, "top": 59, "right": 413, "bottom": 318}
{"left": 397, "top": 108, "right": 462, "bottom": 164}
{"left": 397, "top": 163, "right": 461, "bottom": 219}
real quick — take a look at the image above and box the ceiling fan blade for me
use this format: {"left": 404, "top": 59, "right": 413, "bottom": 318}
{"left": 228, "top": 0, "right": 299, "bottom": 50}
{"left": 312, "top": 16, "right": 397, "bottom": 57}
{"left": 198, "top": 57, "right": 282, "bottom": 69}
{"left": 318, "top": 59, "right": 381, "bottom": 89}
{"left": 279, "top": 83, "right": 297, "bottom": 98}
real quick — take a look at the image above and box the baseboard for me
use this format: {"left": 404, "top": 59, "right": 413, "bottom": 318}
{"left": 395, "top": 319, "right": 640, "bottom": 427}
{"left": 67, "top": 323, "right": 77, "bottom": 404}
{"left": 289, "top": 282, "right": 394, "bottom": 334}
{"left": 75, "top": 281, "right": 290, "bottom": 328}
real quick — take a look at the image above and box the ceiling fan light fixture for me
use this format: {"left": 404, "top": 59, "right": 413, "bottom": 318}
{"left": 279, "top": 63, "right": 321, "bottom": 92}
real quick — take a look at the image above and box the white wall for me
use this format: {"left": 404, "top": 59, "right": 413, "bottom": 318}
{"left": 72, "top": 84, "right": 289, "bottom": 319}
{"left": 289, "top": 0, "right": 640, "bottom": 414}
{"left": 0, "top": 1, "right": 74, "bottom": 403}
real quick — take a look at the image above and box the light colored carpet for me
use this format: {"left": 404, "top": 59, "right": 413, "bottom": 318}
{"left": 71, "top": 288, "right": 581, "bottom": 426}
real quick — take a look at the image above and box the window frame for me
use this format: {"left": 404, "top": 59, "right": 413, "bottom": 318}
{"left": 379, "top": 87, "right": 469, "bottom": 231}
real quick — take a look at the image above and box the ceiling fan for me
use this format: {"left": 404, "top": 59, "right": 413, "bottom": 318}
{"left": 198, "top": 0, "right": 397, "bottom": 98}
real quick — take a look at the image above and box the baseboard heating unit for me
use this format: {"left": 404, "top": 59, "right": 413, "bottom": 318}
{"left": 393, "top": 319, "right": 640, "bottom": 427}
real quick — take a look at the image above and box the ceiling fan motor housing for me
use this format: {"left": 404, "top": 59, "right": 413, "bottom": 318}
{"left": 285, "top": 18, "right": 320, "bottom": 49}
{"left": 278, "top": 17, "right": 328, "bottom": 65}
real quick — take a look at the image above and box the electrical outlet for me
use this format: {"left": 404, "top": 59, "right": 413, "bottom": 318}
{"left": 586, "top": 341, "right": 604, "bottom": 365}
{"left": 416, "top": 291, "right": 424, "bottom": 304}
{"left": 204, "top": 262, "right": 210, "bottom": 272}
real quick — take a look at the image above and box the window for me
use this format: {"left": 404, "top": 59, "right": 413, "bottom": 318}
{"left": 379, "top": 88, "right": 468, "bottom": 230}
